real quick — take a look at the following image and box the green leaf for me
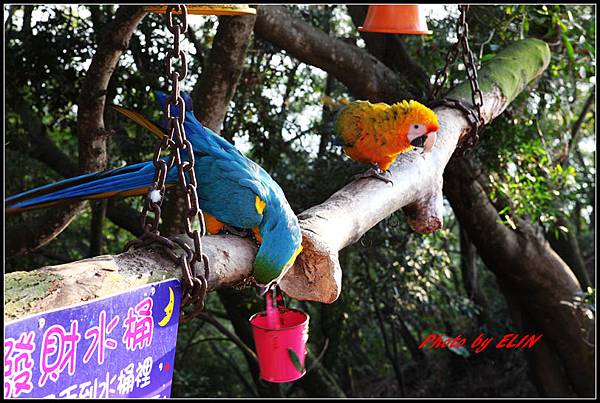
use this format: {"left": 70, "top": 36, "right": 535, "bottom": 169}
{"left": 481, "top": 53, "right": 496, "bottom": 63}
{"left": 558, "top": 22, "right": 576, "bottom": 64}
{"left": 288, "top": 348, "right": 304, "bottom": 373}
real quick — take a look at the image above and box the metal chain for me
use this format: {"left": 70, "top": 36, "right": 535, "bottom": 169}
{"left": 428, "top": 5, "right": 485, "bottom": 155}
{"left": 124, "top": 4, "right": 209, "bottom": 323}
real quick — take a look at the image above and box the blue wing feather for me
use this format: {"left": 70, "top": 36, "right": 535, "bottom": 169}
{"left": 194, "top": 153, "right": 264, "bottom": 229}
{"left": 8, "top": 91, "right": 281, "bottom": 234}
{"left": 6, "top": 91, "right": 302, "bottom": 286}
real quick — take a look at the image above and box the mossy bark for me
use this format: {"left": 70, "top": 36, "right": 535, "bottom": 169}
{"left": 4, "top": 250, "right": 174, "bottom": 322}
{"left": 4, "top": 234, "right": 257, "bottom": 323}
{"left": 5, "top": 38, "right": 554, "bottom": 321}
{"left": 449, "top": 38, "right": 551, "bottom": 109}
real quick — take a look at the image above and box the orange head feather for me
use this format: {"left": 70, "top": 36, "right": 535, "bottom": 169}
{"left": 395, "top": 100, "right": 439, "bottom": 133}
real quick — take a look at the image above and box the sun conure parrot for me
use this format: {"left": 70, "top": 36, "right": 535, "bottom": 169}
{"left": 5, "top": 91, "right": 303, "bottom": 293}
{"left": 334, "top": 100, "right": 439, "bottom": 184}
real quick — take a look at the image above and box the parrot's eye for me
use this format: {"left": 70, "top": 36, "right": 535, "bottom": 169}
{"left": 413, "top": 124, "right": 421, "bottom": 129}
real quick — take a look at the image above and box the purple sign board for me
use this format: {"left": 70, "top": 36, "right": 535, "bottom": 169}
{"left": 4, "top": 278, "right": 181, "bottom": 398}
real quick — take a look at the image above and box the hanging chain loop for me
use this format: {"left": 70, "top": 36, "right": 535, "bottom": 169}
{"left": 428, "top": 5, "right": 484, "bottom": 155}
{"left": 124, "top": 4, "right": 209, "bottom": 323}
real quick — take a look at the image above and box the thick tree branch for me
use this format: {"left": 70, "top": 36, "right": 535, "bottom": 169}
{"left": 280, "top": 39, "right": 550, "bottom": 302}
{"left": 9, "top": 96, "right": 79, "bottom": 178}
{"left": 9, "top": 106, "right": 143, "bottom": 240}
{"left": 444, "top": 156, "right": 594, "bottom": 397}
{"left": 253, "top": 5, "right": 409, "bottom": 103}
{"left": 6, "top": 204, "right": 88, "bottom": 257}
{"left": 6, "top": 11, "right": 147, "bottom": 254}
{"left": 4, "top": 234, "right": 257, "bottom": 322}
{"left": 7, "top": 6, "right": 147, "bottom": 256}
{"left": 77, "top": 5, "right": 146, "bottom": 173}
{"left": 5, "top": 96, "right": 87, "bottom": 256}
{"left": 5, "top": 39, "right": 551, "bottom": 311}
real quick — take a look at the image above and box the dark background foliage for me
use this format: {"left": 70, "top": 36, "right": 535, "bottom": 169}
{"left": 4, "top": 4, "right": 595, "bottom": 397}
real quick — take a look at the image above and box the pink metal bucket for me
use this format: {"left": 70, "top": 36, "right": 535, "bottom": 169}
{"left": 249, "top": 291, "right": 310, "bottom": 383}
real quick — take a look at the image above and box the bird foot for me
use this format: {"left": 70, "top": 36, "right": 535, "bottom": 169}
{"left": 222, "top": 225, "right": 252, "bottom": 238}
{"left": 353, "top": 167, "right": 394, "bottom": 186}
{"left": 222, "top": 225, "right": 261, "bottom": 247}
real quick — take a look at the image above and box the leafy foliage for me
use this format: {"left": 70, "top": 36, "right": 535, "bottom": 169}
{"left": 3, "top": 4, "right": 595, "bottom": 398}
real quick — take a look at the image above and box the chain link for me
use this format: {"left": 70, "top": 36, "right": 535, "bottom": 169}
{"left": 428, "top": 5, "right": 484, "bottom": 155}
{"left": 124, "top": 4, "right": 209, "bottom": 324}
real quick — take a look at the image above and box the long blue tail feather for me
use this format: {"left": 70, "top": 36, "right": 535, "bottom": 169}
{"left": 6, "top": 161, "right": 163, "bottom": 213}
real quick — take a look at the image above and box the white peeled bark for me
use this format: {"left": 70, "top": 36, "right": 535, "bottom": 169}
{"left": 5, "top": 39, "right": 550, "bottom": 320}
{"left": 4, "top": 92, "right": 501, "bottom": 322}
{"left": 281, "top": 89, "right": 505, "bottom": 303}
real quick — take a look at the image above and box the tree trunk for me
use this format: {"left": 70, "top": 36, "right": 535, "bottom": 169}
{"left": 498, "top": 277, "right": 574, "bottom": 396}
{"left": 192, "top": 14, "right": 257, "bottom": 133}
{"left": 547, "top": 216, "right": 591, "bottom": 289}
{"left": 444, "top": 156, "right": 594, "bottom": 397}
{"left": 77, "top": 6, "right": 147, "bottom": 174}
{"left": 459, "top": 225, "right": 491, "bottom": 328}
{"left": 6, "top": 6, "right": 147, "bottom": 256}
{"left": 89, "top": 200, "right": 107, "bottom": 257}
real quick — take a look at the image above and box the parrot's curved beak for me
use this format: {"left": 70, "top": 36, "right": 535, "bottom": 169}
{"left": 410, "top": 130, "right": 438, "bottom": 153}
{"left": 423, "top": 131, "right": 437, "bottom": 153}
{"left": 410, "top": 135, "right": 427, "bottom": 148}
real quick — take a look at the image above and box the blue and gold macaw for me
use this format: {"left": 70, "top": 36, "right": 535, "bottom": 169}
{"left": 6, "top": 91, "right": 303, "bottom": 291}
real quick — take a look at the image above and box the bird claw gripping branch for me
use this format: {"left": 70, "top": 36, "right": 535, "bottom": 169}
{"left": 353, "top": 166, "right": 394, "bottom": 186}
{"left": 7, "top": 6, "right": 303, "bottom": 308}
{"left": 123, "top": 5, "right": 209, "bottom": 324}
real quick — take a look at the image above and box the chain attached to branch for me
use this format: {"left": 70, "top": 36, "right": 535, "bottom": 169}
{"left": 124, "top": 4, "right": 209, "bottom": 323}
{"left": 428, "top": 5, "right": 485, "bottom": 155}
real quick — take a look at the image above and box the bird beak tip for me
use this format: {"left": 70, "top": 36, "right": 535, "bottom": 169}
{"left": 423, "top": 131, "right": 437, "bottom": 153}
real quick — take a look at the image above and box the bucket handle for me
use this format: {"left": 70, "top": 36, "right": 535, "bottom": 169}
{"left": 269, "top": 286, "right": 285, "bottom": 311}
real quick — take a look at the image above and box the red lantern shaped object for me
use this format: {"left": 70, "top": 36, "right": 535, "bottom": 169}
{"left": 359, "top": 5, "right": 432, "bottom": 35}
